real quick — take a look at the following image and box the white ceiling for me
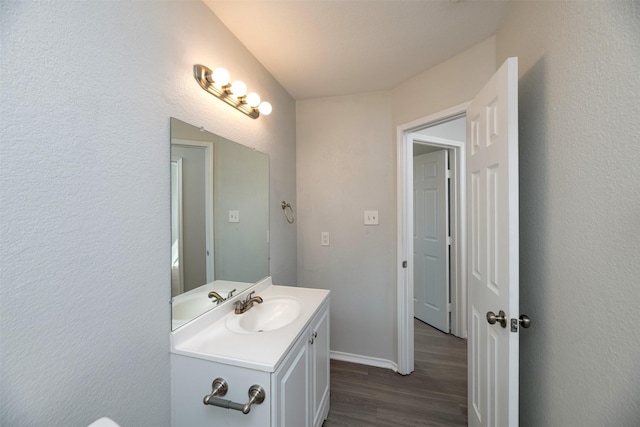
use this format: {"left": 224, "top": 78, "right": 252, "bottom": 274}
{"left": 205, "top": 0, "right": 511, "bottom": 100}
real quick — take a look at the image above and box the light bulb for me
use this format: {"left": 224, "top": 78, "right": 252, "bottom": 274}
{"left": 230, "top": 81, "right": 247, "bottom": 97}
{"left": 212, "top": 68, "right": 230, "bottom": 86}
{"left": 245, "top": 92, "right": 261, "bottom": 107}
{"left": 258, "top": 102, "right": 272, "bottom": 116}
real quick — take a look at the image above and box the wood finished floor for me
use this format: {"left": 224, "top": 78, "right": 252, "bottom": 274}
{"left": 323, "top": 319, "right": 467, "bottom": 427}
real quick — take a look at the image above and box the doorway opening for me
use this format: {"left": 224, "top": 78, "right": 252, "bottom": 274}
{"left": 396, "top": 102, "right": 469, "bottom": 375}
{"left": 396, "top": 58, "right": 520, "bottom": 425}
{"left": 171, "top": 138, "right": 215, "bottom": 296}
{"left": 413, "top": 117, "right": 465, "bottom": 335}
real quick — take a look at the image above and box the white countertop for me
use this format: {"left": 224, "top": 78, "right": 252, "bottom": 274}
{"left": 171, "top": 279, "right": 330, "bottom": 372}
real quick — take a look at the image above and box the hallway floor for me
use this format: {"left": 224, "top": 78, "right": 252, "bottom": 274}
{"left": 323, "top": 319, "right": 467, "bottom": 426}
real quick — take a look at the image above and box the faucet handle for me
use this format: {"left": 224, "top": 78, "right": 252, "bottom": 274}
{"left": 227, "top": 288, "right": 237, "bottom": 299}
{"left": 245, "top": 291, "right": 255, "bottom": 302}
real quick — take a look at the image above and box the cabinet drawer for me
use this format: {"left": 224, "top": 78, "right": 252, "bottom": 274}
{"left": 172, "top": 355, "right": 271, "bottom": 427}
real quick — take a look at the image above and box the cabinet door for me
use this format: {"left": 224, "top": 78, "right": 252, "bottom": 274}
{"left": 310, "top": 304, "right": 330, "bottom": 427}
{"left": 273, "top": 337, "right": 309, "bottom": 427}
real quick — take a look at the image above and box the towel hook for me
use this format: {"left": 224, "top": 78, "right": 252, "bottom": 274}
{"left": 281, "top": 201, "right": 295, "bottom": 224}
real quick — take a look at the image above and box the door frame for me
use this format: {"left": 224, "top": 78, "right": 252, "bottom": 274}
{"left": 172, "top": 138, "right": 215, "bottom": 284}
{"left": 396, "top": 102, "right": 469, "bottom": 375}
{"left": 171, "top": 158, "right": 185, "bottom": 296}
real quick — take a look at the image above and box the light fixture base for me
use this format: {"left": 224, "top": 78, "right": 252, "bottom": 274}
{"left": 193, "top": 64, "right": 260, "bottom": 119}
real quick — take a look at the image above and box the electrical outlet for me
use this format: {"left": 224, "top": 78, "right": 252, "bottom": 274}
{"left": 364, "top": 210, "right": 379, "bottom": 225}
{"left": 321, "top": 232, "right": 330, "bottom": 246}
{"left": 228, "top": 210, "right": 240, "bottom": 223}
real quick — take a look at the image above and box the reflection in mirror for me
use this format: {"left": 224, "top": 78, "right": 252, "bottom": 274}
{"left": 170, "top": 117, "right": 269, "bottom": 330}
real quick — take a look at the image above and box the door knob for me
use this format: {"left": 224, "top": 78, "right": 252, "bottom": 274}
{"left": 510, "top": 314, "right": 532, "bottom": 332}
{"left": 519, "top": 314, "right": 531, "bottom": 328}
{"left": 486, "top": 310, "right": 507, "bottom": 328}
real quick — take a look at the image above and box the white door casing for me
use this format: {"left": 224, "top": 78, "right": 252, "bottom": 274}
{"left": 171, "top": 158, "right": 185, "bottom": 296}
{"left": 171, "top": 139, "right": 215, "bottom": 285}
{"left": 396, "top": 103, "right": 469, "bottom": 375}
{"left": 467, "top": 57, "right": 519, "bottom": 427}
{"left": 413, "top": 150, "right": 450, "bottom": 333}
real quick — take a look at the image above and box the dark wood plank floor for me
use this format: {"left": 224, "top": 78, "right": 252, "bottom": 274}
{"left": 323, "top": 319, "right": 467, "bottom": 427}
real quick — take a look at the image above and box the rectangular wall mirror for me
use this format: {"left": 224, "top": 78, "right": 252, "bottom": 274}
{"left": 170, "top": 117, "right": 269, "bottom": 330}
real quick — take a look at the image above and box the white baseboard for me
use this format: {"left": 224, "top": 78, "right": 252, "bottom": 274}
{"left": 330, "top": 351, "right": 398, "bottom": 372}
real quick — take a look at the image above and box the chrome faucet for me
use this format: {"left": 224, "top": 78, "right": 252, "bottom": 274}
{"left": 234, "top": 291, "right": 263, "bottom": 314}
{"left": 208, "top": 291, "right": 225, "bottom": 305}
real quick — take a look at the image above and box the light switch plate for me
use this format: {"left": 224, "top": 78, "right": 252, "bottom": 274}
{"left": 228, "top": 210, "right": 240, "bottom": 223}
{"left": 321, "top": 232, "right": 330, "bottom": 246}
{"left": 364, "top": 210, "right": 379, "bottom": 225}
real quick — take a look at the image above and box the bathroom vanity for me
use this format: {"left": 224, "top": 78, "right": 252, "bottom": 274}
{"left": 169, "top": 119, "right": 328, "bottom": 425}
{"left": 171, "top": 277, "right": 330, "bottom": 427}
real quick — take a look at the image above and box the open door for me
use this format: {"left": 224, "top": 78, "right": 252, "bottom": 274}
{"left": 467, "top": 57, "right": 520, "bottom": 426}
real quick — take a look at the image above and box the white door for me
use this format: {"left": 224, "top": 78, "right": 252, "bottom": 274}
{"left": 413, "top": 150, "right": 450, "bottom": 333}
{"left": 467, "top": 57, "right": 519, "bottom": 427}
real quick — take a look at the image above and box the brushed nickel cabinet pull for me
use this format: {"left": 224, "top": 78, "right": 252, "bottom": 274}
{"left": 203, "top": 380, "right": 266, "bottom": 415}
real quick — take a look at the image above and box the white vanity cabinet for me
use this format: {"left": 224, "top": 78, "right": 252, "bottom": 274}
{"left": 310, "top": 305, "right": 330, "bottom": 427}
{"left": 272, "top": 300, "right": 330, "bottom": 427}
{"left": 171, "top": 282, "right": 330, "bottom": 427}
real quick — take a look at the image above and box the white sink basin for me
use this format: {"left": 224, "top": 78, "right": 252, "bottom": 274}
{"left": 226, "top": 296, "right": 302, "bottom": 334}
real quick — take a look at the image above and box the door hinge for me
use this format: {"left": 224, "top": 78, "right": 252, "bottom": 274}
{"left": 447, "top": 303, "right": 452, "bottom": 312}
{"left": 446, "top": 168, "right": 451, "bottom": 179}
{"left": 402, "top": 260, "right": 407, "bottom": 268}
{"left": 447, "top": 236, "right": 451, "bottom": 246}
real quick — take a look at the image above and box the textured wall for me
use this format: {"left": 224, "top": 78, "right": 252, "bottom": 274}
{"left": 392, "top": 36, "right": 496, "bottom": 127}
{"left": 0, "top": 2, "right": 296, "bottom": 426}
{"left": 496, "top": 1, "right": 640, "bottom": 425}
{"left": 296, "top": 92, "right": 396, "bottom": 363}
{"left": 296, "top": 39, "right": 496, "bottom": 363}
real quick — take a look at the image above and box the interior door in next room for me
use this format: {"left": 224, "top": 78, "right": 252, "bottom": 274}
{"left": 414, "top": 149, "right": 450, "bottom": 333}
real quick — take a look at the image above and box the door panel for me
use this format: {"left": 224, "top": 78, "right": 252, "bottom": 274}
{"left": 275, "top": 342, "right": 309, "bottom": 427}
{"left": 467, "top": 57, "right": 519, "bottom": 427}
{"left": 413, "top": 150, "right": 449, "bottom": 332}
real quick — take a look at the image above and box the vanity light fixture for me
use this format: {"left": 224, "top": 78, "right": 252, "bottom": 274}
{"left": 193, "top": 64, "right": 272, "bottom": 119}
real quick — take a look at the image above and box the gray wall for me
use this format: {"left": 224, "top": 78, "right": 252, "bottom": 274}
{"left": 297, "top": 2, "right": 640, "bottom": 424}
{"left": 297, "top": 92, "right": 396, "bottom": 362}
{"left": 393, "top": 36, "right": 497, "bottom": 126}
{"left": 416, "top": 117, "right": 466, "bottom": 143}
{"left": 296, "top": 39, "right": 496, "bottom": 364}
{"left": 0, "top": 2, "right": 296, "bottom": 426}
{"left": 214, "top": 139, "right": 269, "bottom": 283}
{"left": 496, "top": 1, "right": 640, "bottom": 425}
